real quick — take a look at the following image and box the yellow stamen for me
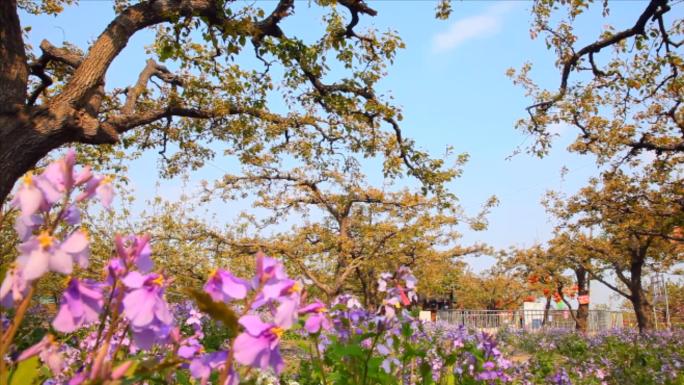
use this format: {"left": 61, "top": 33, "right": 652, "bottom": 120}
{"left": 102, "top": 175, "right": 114, "bottom": 184}
{"left": 288, "top": 281, "right": 302, "bottom": 294}
{"left": 37, "top": 231, "right": 54, "bottom": 249}
{"left": 151, "top": 275, "right": 164, "bottom": 287}
{"left": 209, "top": 268, "right": 219, "bottom": 278}
{"left": 270, "top": 327, "right": 284, "bottom": 338}
{"left": 23, "top": 172, "right": 34, "bottom": 186}
{"left": 316, "top": 306, "right": 327, "bottom": 313}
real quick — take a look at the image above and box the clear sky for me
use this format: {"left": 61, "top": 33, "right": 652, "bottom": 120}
{"left": 19, "top": 0, "right": 655, "bottom": 308}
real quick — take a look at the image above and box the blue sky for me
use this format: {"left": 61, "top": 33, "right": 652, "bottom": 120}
{"left": 19, "top": 1, "right": 654, "bottom": 307}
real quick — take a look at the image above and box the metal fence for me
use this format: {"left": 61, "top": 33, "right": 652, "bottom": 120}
{"left": 435, "top": 309, "right": 636, "bottom": 333}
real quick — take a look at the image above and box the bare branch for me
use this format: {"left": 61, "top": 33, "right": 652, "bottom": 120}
{"left": 122, "top": 59, "right": 183, "bottom": 115}
{"left": 338, "top": 0, "right": 377, "bottom": 39}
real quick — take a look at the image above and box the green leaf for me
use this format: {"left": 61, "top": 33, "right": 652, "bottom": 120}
{"left": 9, "top": 356, "right": 41, "bottom": 385}
{"left": 186, "top": 288, "right": 239, "bottom": 338}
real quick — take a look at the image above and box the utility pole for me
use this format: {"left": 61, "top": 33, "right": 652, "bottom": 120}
{"left": 652, "top": 272, "right": 671, "bottom": 330}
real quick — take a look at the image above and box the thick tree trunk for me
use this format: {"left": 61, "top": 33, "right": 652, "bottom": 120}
{"left": 356, "top": 267, "right": 372, "bottom": 308}
{"left": 0, "top": 0, "right": 28, "bottom": 108}
{"left": 632, "top": 289, "right": 654, "bottom": 333}
{"left": 542, "top": 295, "right": 551, "bottom": 326}
{"left": 629, "top": 246, "right": 652, "bottom": 333}
{"left": 0, "top": 116, "right": 65, "bottom": 204}
{"left": 575, "top": 267, "right": 589, "bottom": 333}
{"left": 0, "top": 1, "right": 66, "bottom": 204}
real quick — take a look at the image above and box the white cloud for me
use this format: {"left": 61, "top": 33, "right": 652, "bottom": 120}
{"left": 432, "top": 3, "right": 514, "bottom": 53}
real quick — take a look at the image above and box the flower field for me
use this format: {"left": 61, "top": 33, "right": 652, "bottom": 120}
{"left": 1, "top": 153, "right": 683, "bottom": 385}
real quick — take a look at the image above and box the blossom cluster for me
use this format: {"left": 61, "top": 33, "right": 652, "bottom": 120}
{"left": 2, "top": 149, "right": 111, "bottom": 308}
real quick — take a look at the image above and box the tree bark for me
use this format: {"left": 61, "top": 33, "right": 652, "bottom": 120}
{"left": 0, "top": 0, "right": 28, "bottom": 109}
{"left": 575, "top": 267, "right": 589, "bottom": 333}
{"left": 631, "top": 288, "right": 654, "bottom": 333}
{"left": 629, "top": 246, "right": 653, "bottom": 333}
{"left": 0, "top": 113, "right": 67, "bottom": 203}
{"left": 542, "top": 295, "right": 551, "bottom": 326}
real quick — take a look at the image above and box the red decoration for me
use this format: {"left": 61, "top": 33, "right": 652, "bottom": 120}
{"left": 578, "top": 295, "right": 590, "bottom": 305}
{"left": 397, "top": 284, "right": 411, "bottom": 306}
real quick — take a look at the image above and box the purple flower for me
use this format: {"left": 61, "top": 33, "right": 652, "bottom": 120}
{"left": 251, "top": 278, "right": 302, "bottom": 311}
{"left": 233, "top": 314, "right": 289, "bottom": 373}
{"left": 178, "top": 337, "right": 203, "bottom": 359}
{"left": 0, "top": 263, "right": 29, "bottom": 308}
{"left": 300, "top": 300, "right": 332, "bottom": 334}
{"left": 189, "top": 351, "right": 238, "bottom": 385}
{"left": 52, "top": 278, "right": 103, "bottom": 333}
{"left": 17, "top": 335, "right": 64, "bottom": 374}
{"left": 76, "top": 175, "right": 114, "bottom": 209}
{"left": 11, "top": 173, "right": 45, "bottom": 216}
{"left": 204, "top": 269, "right": 250, "bottom": 303}
{"left": 476, "top": 361, "right": 500, "bottom": 381}
{"left": 253, "top": 252, "right": 287, "bottom": 285}
{"left": 11, "top": 150, "right": 99, "bottom": 218}
{"left": 381, "top": 356, "right": 400, "bottom": 374}
{"left": 550, "top": 368, "right": 572, "bottom": 385}
{"left": 115, "top": 234, "right": 153, "bottom": 272}
{"left": 62, "top": 205, "right": 81, "bottom": 225}
{"left": 60, "top": 229, "right": 90, "bottom": 268}
{"left": 41, "top": 149, "right": 77, "bottom": 193}
{"left": 122, "top": 271, "right": 174, "bottom": 349}
{"left": 14, "top": 213, "right": 43, "bottom": 241}
{"left": 18, "top": 229, "right": 90, "bottom": 281}
{"left": 106, "top": 258, "right": 126, "bottom": 284}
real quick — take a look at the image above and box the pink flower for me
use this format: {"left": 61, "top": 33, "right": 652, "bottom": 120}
{"left": 253, "top": 252, "right": 288, "bottom": 286}
{"left": 17, "top": 335, "right": 64, "bottom": 374}
{"left": 300, "top": 300, "right": 332, "bottom": 334}
{"left": 204, "top": 269, "right": 251, "bottom": 303}
{"left": 233, "top": 315, "right": 286, "bottom": 374}
{"left": 233, "top": 295, "right": 298, "bottom": 374}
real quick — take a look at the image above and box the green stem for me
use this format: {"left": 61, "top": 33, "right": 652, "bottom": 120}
{"left": 0, "top": 285, "right": 36, "bottom": 379}
{"left": 94, "top": 278, "right": 118, "bottom": 348}
{"left": 313, "top": 334, "right": 329, "bottom": 385}
{"left": 361, "top": 326, "right": 382, "bottom": 385}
